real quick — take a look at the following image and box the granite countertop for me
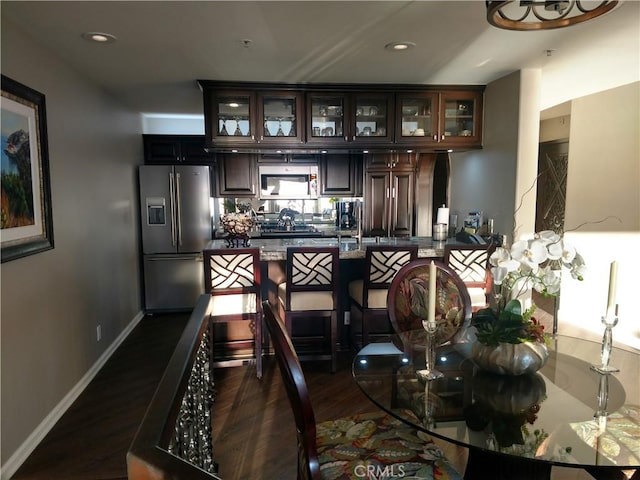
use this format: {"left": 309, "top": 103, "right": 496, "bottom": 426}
{"left": 204, "top": 237, "right": 458, "bottom": 260}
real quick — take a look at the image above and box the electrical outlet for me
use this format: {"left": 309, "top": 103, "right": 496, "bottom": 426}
{"left": 344, "top": 312, "right": 351, "bottom": 325}
{"left": 96, "top": 325, "right": 102, "bottom": 342}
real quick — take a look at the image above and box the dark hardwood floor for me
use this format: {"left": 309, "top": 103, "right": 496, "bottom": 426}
{"left": 11, "top": 305, "right": 592, "bottom": 480}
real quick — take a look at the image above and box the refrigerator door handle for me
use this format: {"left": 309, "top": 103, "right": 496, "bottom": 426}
{"left": 169, "top": 172, "right": 177, "bottom": 246}
{"left": 175, "top": 172, "right": 183, "bottom": 246}
{"left": 146, "top": 254, "right": 203, "bottom": 261}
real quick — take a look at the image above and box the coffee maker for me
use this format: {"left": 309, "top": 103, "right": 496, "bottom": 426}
{"left": 336, "top": 201, "right": 356, "bottom": 229}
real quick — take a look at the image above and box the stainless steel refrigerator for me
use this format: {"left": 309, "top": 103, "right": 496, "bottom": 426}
{"left": 139, "top": 165, "right": 211, "bottom": 311}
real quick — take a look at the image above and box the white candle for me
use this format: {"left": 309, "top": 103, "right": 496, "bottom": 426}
{"left": 606, "top": 261, "right": 618, "bottom": 317}
{"left": 428, "top": 261, "right": 437, "bottom": 324}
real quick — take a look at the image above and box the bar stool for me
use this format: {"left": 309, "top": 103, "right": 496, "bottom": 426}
{"left": 348, "top": 245, "right": 418, "bottom": 348}
{"left": 203, "top": 248, "right": 263, "bottom": 379}
{"left": 444, "top": 243, "right": 496, "bottom": 312}
{"left": 277, "top": 247, "right": 339, "bottom": 373}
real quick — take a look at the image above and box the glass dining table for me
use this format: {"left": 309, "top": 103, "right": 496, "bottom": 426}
{"left": 352, "top": 335, "right": 639, "bottom": 480}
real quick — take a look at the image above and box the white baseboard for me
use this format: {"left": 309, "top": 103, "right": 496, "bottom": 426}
{"left": 1, "top": 310, "right": 145, "bottom": 480}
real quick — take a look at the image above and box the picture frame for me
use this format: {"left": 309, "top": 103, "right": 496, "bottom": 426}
{"left": 1, "top": 75, "right": 54, "bottom": 262}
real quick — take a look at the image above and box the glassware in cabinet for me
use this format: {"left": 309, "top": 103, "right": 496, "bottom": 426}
{"left": 306, "top": 93, "right": 346, "bottom": 144}
{"left": 212, "top": 91, "right": 254, "bottom": 143}
{"left": 439, "top": 91, "right": 483, "bottom": 143}
{"left": 395, "top": 93, "right": 438, "bottom": 144}
{"left": 258, "top": 92, "right": 304, "bottom": 144}
{"left": 352, "top": 93, "right": 394, "bottom": 143}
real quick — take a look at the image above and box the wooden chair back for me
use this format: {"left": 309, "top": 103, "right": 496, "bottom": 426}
{"left": 388, "top": 259, "right": 472, "bottom": 351}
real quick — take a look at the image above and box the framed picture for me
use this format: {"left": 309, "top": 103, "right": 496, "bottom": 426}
{"left": 1, "top": 75, "right": 54, "bottom": 262}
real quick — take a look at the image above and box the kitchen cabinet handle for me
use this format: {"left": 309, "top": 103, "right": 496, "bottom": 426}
{"left": 176, "top": 172, "right": 183, "bottom": 246}
{"left": 392, "top": 187, "right": 396, "bottom": 198}
{"left": 433, "top": 135, "right": 438, "bottom": 141}
{"left": 441, "top": 134, "right": 445, "bottom": 141}
{"left": 168, "top": 173, "right": 177, "bottom": 246}
{"left": 386, "top": 187, "right": 390, "bottom": 198}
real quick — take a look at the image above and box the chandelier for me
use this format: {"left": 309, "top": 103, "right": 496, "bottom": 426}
{"left": 486, "top": 1, "right": 619, "bottom": 30}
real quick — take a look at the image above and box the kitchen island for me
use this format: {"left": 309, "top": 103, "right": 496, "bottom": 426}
{"left": 204, "top": 236, "right": 458, "bottom": 261}
{"left": 203, "top": 236, "right": 479, "bottom": 357}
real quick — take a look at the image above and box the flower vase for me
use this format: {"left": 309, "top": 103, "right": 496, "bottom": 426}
{"left": 471, "top": 341, "right": 549, "bottom": 376}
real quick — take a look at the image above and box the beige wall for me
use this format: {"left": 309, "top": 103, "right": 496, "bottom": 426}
{"left": 1, "top": 19, "right": 143, "bottom": 474}
{"left": 558, "top": 82, "right": 640, "bottom": 349}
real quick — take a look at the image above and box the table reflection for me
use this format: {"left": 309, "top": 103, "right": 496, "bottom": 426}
{"left": 352, "top": 335, "right": 639, "bottom": 477}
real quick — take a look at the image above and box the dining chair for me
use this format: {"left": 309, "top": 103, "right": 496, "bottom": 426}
{"left": 443, "top": 244, "right": 496, "bottom": 312}
{"left": 348, "top": 244, "right": 418, "bottom": 349}
{"left": 388, "top": 259, "right": 472, "bottom": 360}
{"left": 263, "top": 300, "right": 464, "bottom": 480}
{"left": 203, "top": 248, "right": 263, "bottom": 379}
{"left": 277, "top": 247, "right": 339, "bottom": 373}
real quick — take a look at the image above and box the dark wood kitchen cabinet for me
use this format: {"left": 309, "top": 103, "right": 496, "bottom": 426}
{"left": 199, "top": 80, "right": 484, "bottom": 151}
{"left": 395, "top": 90, "right": 483, "bottom": 147}
{"left": 306, "top": 92, "right": 394, "bottom": 146}
{"left": 202, "top": 87, "right": 305, "bottom": 146}
{"left": 216, "top": 152, "right": 257, "bottom": 197}
{"left": 364, "top": 153, "right": 415, "bottom": 236}
{"left": 143, "top": 135, "right": 212, "bottom": 164}
{"left": 319, "top": 153, "right": 363, "bottom": 197}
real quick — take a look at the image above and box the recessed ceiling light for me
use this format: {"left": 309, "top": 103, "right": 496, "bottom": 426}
{"left": 81, "top": 32, "right": 117, "bottom": 44}
{"left": 385, "top": 41, "right": 415, "bottom": 51}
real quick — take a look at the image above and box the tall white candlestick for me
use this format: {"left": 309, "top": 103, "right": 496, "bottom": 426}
{"left": 606, "top": 261, "right": 618, "bottom": 318}
{"left": 428, "top": 261, "right": 436, "bottom": 324}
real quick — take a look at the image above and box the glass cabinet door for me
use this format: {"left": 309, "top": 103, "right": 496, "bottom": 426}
{"left": 352, "top": 93, "right": 393, "bottom": 143}
{"left": 396, "top": 93, "right": 438, "bottom": 145}
{"left": 306, "top": 94, "right": 346, "bottom": 145}
{"left": 258, "top": 92, "right": 304, "bottom": 144}
{"left": 213, "top": 91, "right": 254, "bottom": 143}
{"left": 439, "top": 91, "right": 483, "bottom": 144}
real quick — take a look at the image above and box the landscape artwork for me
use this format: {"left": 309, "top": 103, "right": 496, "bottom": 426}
{"left": 1, "top": 106, "right": 36, "bottom": 229}
{"left": 1, "top": 75, "right": 53, "bottom": 262}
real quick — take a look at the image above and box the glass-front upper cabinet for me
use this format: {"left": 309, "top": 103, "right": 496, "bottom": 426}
{"left": 257, "top": 92, "right": 304, "bottom": 145}
{"left": 306, "top": 93, "right": 346, "bottom": 145}
{"left": 351, "top": 93, "right": 394, "bottom": 143}
{"left": 395, "top": 93, "right": 438, "bottom": 145}
{"left": 438, "top": 91, "right": 483, "bottom": 145}
{"left": 209, "top": 90, "right": 255, "bottom": 145}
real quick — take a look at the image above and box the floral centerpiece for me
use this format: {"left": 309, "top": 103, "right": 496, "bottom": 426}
{"left": 221, "top": 209, "right": 255, "bottom": 247}
{"left": 472, "top": 230, "right": 586, "bottom": 375}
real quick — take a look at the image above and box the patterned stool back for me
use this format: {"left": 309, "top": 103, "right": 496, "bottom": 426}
{"left": 203, "top": 248, "right": 261, "bottom": 295}
{"left": 367, "top": 245, "right": 418, "bottom": 288}
{"left": 444, "top": 244, "right": 495, "bottom": 288}
{"left": 289, "top": 248, "right": 338, "bottom": 289}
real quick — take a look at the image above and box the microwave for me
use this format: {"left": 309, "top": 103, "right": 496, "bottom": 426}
{"left": 259, "top": 165, "right": 319, "bottom": 200}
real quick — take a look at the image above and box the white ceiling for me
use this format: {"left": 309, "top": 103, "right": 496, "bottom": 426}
{"left": 2, "top": 1, "right": 639, "bottom": 115}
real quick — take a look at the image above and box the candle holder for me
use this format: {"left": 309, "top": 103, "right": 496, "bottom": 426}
{"left": 590, "top": 309, "right": 620, "bottom": 374}
{"left": 416, "top": 320, "right": 444, "bottom": 381}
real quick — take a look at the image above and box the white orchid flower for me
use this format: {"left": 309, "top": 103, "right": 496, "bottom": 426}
{"left": 561, "top": 243, "right": 577, "bottom": 264}
{"left": 489, "top": 247, "right": 510, "bottom": 267}
{"left": 491, "top": 266, "right": 508, "bottom": 285}
{"left": 511, "top": 239, "right": 548, "bottom": 269}
{"left": 538, "top": 266, "right": 562, "bottom": 294}
{"left": 569, "top": 253, "right": 586, "bottom": 280}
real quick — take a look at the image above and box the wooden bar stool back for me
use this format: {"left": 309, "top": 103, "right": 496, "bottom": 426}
{"left": 348, "top": 245, "right": 418, "bottom": 348}
{"left": 203, "top": 248, "right": 263, "bottom": 378}
{"left": 444, "top": 243, "right": 495, "bottom": 312}
{"left": 277, "top": 247, "right": 339, "bottom": 373}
